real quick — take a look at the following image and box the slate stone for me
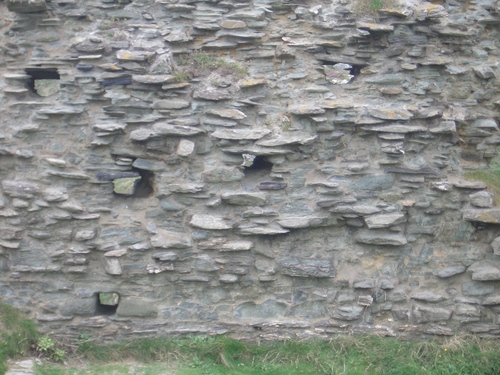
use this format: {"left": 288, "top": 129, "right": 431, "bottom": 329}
{"left": 356, "top": 231, "right": 407, "bottom": 246}
{"left": 492, "top": 237, "right": 500, "bottom": 256}
{"left": 239, "top": 226, "right": 289, "bottom": 235}
{"left": 353, "top": 279, "right": 375, "bottom": 289}
{"left": 482, "top": 296, "right": 500, "bottom": 305}
{"left": 277, "top": 216, "right": 329, "bottom": 229}
{"left": 368, "top": 108, "right": 413, "bottom": 120}
{"left": 412, "top": 306, "right": 452, "bottom": 323}
{"left": 469, "top": 191, "right": 494, "bottom": 208}
{"left": 150, "top": 230, "right": 192, "bottom": 249}
{"left": 152, "top": 100, "right": 191, "bottom": 110}
{"left": 471, "top": 265, "right": 500, "bottom": 281}
{"left": 42, "top": 187, "right": 68, "bottom": 202}
{"left": 221, "top": 192, "right": 267, "bottom": 206}
{"left": 462, "top": 281, "right": 494, "bottom": 296}
{"left": 117, "top": 299, "right": 158, "bottom": 318}
{"left": 7, "top": 0, "right": 47, "bottom": 13}
{"left": 411, "top": 291, "right": 447, "bottom": 302}
{"left": 105, "top": 258, "right": 122, "bottom": 276}
{"left": 116, "top": 50, "right": 154, "bottom": 62}
{"left": 277, "top": 257, "right": 335, "bottom": 278}
{"left": 60, "top": 298, "right": 96, "bottom": 316}
{"left": 211, "top": 128, "right": 271, "bottom": 140}
{"left": 189, "top": 214, "right": 232, "bottom": 230}
{"left": 203, "top": 168, "right": 244, "bottom": 182}
{"left": 256, "top": 133, "right": 317, "bottom": 146}
{"left": 365, "top": 213, "right": 406, "bottom": 229}
{"left": 288, "top": 105, "right": 326, "bottom": 115}
{"left": 463, "top": 208, "right": 500, "bottom": 224}
{"left": 2, "top": 180, "right": 40, "bottom": 199}
{"left": 362, "top": 124, "right": 427, "bottom": 133}
{"left": 334, "top": 305, "right": 364, "bottom": 321}
{"left": 220, "top": 241, "right": 254, "bottom": 251}
{"left": 349, "top": 175, "right": 396, "bottom": 191}
{"left": 434, "top": 266, "right": 467, "bottom": 278}
{"left": 234, "top": 300, "right": 288, "bottom": 319}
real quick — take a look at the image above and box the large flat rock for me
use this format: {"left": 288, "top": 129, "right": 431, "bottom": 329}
{"left": 356, "top": 231, "right": 407, "bottom": 246}
{"left": 464, "top": 208, "right": 500, "bottom": 224}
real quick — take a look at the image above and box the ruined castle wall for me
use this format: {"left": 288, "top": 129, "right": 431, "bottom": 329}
{"left": 1, "top": 0, "right": 500, "bottom": 341}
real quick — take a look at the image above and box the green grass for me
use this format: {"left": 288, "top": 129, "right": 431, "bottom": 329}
{"left": 2, "top": 302, "right": 500, "bottom": 375}
{"left": 0, "top": 302, "right": 39, "bottom": 374}
{"left": 36, "top": 335, "right": 500, "bottom": 375}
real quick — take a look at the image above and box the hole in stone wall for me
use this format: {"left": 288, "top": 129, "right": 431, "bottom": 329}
{"left": 96, "top": 292, "right": 120, "bottom": 315}
{"left": 25, "top": 68, "right": 60, "bottom": 97}
{"left": 112, "top": 168, "right": 154, "bottom": 198}
{"left": 243, "top": 155, "right": 273, "bottom": 172}
{"left": 321, "top": 62, "right": 363, "bottom": 84}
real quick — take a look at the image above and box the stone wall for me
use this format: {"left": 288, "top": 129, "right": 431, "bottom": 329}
{"left": 1, "top": 0, "right": 500, "bottom": 341}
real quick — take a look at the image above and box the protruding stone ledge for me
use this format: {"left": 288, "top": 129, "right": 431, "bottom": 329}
{"left": 190, "top": 214, "right": 233, "bottom": 230}
{"left": 277, "top": 257, "right": 335, "bottom": 278}
{"left": 150, "top": 230, "right": 192, "bottom": 249}
{"left": 277, "top": 216, "right": 329, "bottom": 229}
{"left": 355, "top": 231, "right": 407, "bottom": 246}
{"left": 463, "top": 208, "right": 500, "bottom": 224}
{"left": 211, "top": 128, "right": 271, "bottom": 140}
{"left": 221, "top": 192, "right": 268, "bottom": 206}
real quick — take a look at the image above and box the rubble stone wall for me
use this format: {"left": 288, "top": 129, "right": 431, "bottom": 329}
{"left": 1, "top": 0, "right": 500, "bottom": 340}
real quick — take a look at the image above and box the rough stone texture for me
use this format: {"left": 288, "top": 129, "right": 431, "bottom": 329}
{"left": 1, "top": 0, "right": 500, "bottom": 341}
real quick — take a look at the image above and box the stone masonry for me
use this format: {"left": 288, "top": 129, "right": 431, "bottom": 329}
{"left": 0, "top": 0, "right": 500, "bottom": 341}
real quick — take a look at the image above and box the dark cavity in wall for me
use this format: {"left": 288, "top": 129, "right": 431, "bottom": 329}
{"left": 25, "top": 68, "right": 60, "bottom": 96}
{"left": 112, "top": 168, "right": 154, "bottom": 198}
{"left": 96, "top": 292, "right": 120, "bottom": 316}
{"left": 241, "top": 155, "right": 274, "bottom": 190}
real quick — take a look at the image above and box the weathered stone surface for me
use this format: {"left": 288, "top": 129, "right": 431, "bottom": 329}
{"left": 434, "top": 266, "right": 466, "bottom": 278}
{"left": 117, "top": 299, "right": 158, "bottom": 318}
{"left": 221, "top": 192, "right": 267, "bottom": 206}
{"left": 365, "top": 213, "right": 405, "bottom": 229}
{"left": 190, "top": 214, "right": 232, "bottom": 230}
{"left": 463, "top": 209, "right": 500, "bottom": 224}
{"left": 150, "top": 230, "right": 192, "bottom": 249}
{"left": 105, "top": 258, "right": 122, "bottom": 276}
{"left": 349, "top": 175, "right": 396, "bottom": 191}
{"left": 471, "top": 265, "right": 500, "bottom": 281}
{"left": 7, "top": 0, "right": 47, "bottom": 13}
{"left": 206, "top": 108, "right": 246, "bottom": 120}
{"left": 256, "top": 133, "right": 317, "bottom": 147}
{"left": 211, "top": 128, "right": 271, "bottom": 140}
{"left": 42, "top": 187, "right": 68, "bottom": 202}
{"left": 152, "top": 100, "right": 191, "bottom": 110}
{"left": 203, "top": 168, "right": 244, "bottom": 182}
{"left": 368, "top": 108, "right": 413, "bottom": 120}
{"left": 288, "top": 105, "right": 325, "bottom": 116}
{"left": 334, "top": 305, "right": 364, "bottom": 321}
{"left": 277, "top": 216, "right": 329, "bottom": 229}
{"left": 2, "top": 181, "right": 39, "bottom": 199}
{"left": 60, "top": 298, "right": 96, "bottom": 316}
{"left": 220, "top": 241, "right": 254, "bottom": 252}
{"left": 413, "top": 306, "right": 452, "bottom": 323}
{"left": 356, "top": 231, "right": 407, "bottom": 246}
{"left": 411, "top": 291, "right": 447, "bottom": 302}
{"left": 492, "top": 237, "right": 500, "bottom": 256}
{"left": 362, "top": 124, "right": 427, "bottom": 133}
{"left": 462, "top": 281, "right": 494, "bottom": 297}
{"left": 470, "top": 191, "right": 494, "bottom": 208}
{"left": 277, "top": 257, "right": 335, "bottom": 278}
{"left": 116, "top": 50, "right": 154, "bottom": 62}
